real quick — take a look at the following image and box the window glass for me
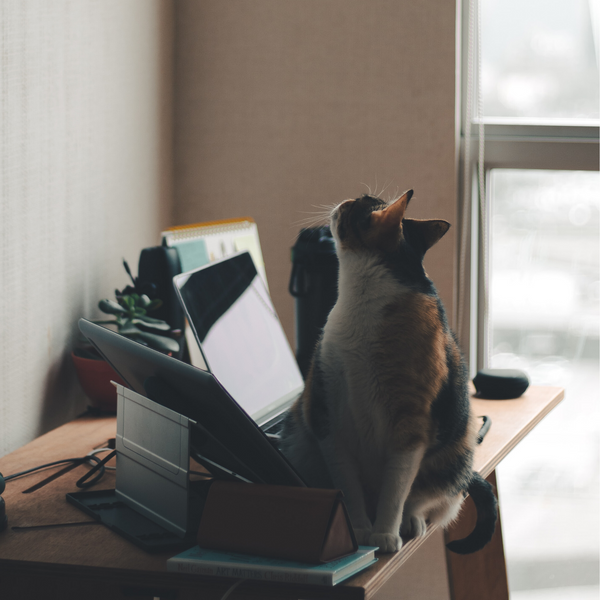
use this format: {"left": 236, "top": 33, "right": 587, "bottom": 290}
{"left": 489, "top": 169, "right": 599, "bottom": 597}
{"left": 481, "top": 0, "right": 599, "bottom": 119}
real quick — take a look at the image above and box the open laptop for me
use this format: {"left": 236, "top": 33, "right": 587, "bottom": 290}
{"left": 79, "top": 318, "right": 306, "bottom": 487}
{"left": 172, "top": 251, "right": 305, "bottom": 432}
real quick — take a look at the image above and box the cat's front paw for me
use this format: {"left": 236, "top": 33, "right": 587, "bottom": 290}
{"left": 369, "top": 532, "right": 403, "bottom": 553}
{"left": 400, "top": 514, "right": 427, "bottom": 539}
{"left": 353, "top": 527, "right": 373, "bottom": 545}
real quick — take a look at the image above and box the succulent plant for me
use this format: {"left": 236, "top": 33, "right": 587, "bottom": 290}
{"left": 93, "top": 260, "right": 180, "bottom": 355}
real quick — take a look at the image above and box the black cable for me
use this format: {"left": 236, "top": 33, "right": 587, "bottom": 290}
{"left": 4, "top": 459, "right": 90, "bottom": 482}
{"left": 4, "top": 450, "right": 114, "bottom": 489}
{"left": 76, "top": 450, "right": 116, "bottom": 488}
{"left": 477, "top": 415, "right": 492, "bottom": 444}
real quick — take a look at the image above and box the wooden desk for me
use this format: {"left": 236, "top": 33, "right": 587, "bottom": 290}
{"left": 0, "top": 386, "right": 563, "bottom": 600}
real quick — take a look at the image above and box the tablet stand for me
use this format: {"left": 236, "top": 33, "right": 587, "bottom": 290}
{"left": 67, "top": 384, "right": 207, "bottom": 553}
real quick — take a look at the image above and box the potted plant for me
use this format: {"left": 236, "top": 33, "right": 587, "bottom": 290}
{"left": 72, "top": 260, "right": 181, "bottom": 412}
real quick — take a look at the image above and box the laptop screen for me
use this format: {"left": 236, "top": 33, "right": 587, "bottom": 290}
{"left": 173, "top": 252, "right": 304, "bottom": 426}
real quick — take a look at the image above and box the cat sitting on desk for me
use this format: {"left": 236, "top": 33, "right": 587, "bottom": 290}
{"left": 281, "top": 190, "right": 497, "bottom": 554}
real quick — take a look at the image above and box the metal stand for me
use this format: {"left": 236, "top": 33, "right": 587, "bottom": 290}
{"left": 67, "top": 384, "right": 207, "bottom": 552}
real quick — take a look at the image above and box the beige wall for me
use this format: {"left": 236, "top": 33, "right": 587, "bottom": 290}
{"left": 0, "top": 0, "right": 459, "bottom": 457}
{"left": 173, "top": 0, "right": 458, "bottom": 344}
{"left": 0, "top": 1, "right": 173, "bottom": 456}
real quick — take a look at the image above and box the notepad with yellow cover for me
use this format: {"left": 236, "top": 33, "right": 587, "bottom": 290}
{"left": 161, "top": 217, "right": 268, "bottom": 290}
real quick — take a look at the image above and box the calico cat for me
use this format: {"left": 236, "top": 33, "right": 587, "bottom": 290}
{"left": 281, "top": 190, "right": 497, "bottom": 554}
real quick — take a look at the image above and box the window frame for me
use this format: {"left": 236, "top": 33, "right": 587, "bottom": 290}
{"left": 456, "top": 0, "right": 600, "bottom": 374}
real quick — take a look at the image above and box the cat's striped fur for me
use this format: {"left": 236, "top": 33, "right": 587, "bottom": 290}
{"left": 281, "top": 191, "right": 497, "bottom": 554}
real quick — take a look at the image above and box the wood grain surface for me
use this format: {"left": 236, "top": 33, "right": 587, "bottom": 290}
{"left": 0, "top": 386, "right": 563, "bottom": 600}
{"left": 445, "top": 470, "right": 509, "bottom": 600}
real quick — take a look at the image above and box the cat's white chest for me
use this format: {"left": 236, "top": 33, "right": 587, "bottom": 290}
{"left": 320, "top": 253, "right": 407, "bottom": 448}
{"left": 328, "top": 253, "right": 404, "bottom": 334}
{"left": 324, "top": 253, "right": 405, "bottom": 364}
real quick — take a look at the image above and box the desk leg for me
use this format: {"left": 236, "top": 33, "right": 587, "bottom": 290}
{"left": 444, "top": 470, "right": 509, "bottom": 600}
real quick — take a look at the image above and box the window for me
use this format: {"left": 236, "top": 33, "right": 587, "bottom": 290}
{"left": 481, "top": 0, "right": 598, "bottom": 121}
{"left": 459, "top": 1, "right": 599, "bottom": 598}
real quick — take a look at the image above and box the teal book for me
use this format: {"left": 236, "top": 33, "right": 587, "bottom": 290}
{"left": 173, "top": 238, "right": 210, "bottom": 273}
{"left": 166, "top": 545, "right": 378, "bottom": 586}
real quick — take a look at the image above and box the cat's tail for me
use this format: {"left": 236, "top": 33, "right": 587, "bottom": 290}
{"left": 445, "top": 472, "right": 498, "bottom": 555}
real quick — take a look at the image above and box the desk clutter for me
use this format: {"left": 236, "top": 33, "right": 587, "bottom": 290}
{"left": 68, "top": 385, "right": 356, "bottom": 559}
{"left": 63, "top": 383, "right": 374, "bottom": 585}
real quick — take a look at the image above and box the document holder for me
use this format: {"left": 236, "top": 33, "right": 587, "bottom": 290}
{"left": 67, "top": 384, "right": 207, "bottom": 552}
{"left": 197, "top": 481, "right": 358, "bottom": 563}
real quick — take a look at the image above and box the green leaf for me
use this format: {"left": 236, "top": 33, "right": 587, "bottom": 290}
{"left": 146, "top": 298, "right": 162, "bottom": 311}
{"left": 98, "top": 299, "right": 127, "bottom": 315}
{"left": 133, "top": 315, "right": 171, "bottom": 329}
{"left": 134, "top": 330, "right": 180, "bottom": 354}
{"left": 118, "top": 295, "right": 133, "bottom": 310}
{"left": 131, "top": 315, "right": 171, "bottom": 331}
{"left": 118, "top": 320, "right": 140, "bottom": 336}
{"left": 140, "top": 295, "right": 152, "bottom": 307}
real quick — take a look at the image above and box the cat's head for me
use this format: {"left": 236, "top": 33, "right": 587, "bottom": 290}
{"left": 330, "top": 190, "right": 450, "bottom": 261}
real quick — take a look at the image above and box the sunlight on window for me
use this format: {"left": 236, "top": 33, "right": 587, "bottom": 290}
{"left": 489, "top": 170, "right": 600, "bottom": 599}
{"left": 489, "top": 170, "right": 599, "bottom": 382}
{"left": 482, "top": 0, "right": 599, "bottom": 119}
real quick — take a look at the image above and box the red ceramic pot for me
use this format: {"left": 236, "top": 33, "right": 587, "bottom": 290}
{"left": 71, "top": 351, "right": 126, "bottom": 413}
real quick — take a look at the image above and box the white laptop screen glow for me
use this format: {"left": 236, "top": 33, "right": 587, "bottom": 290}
{"left": 174, "top": 252, "right": 304, "bottom": 424}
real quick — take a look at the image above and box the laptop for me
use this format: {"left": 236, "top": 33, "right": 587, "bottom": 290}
{"left": 172, "top": 251, "right": 305, "bottom": 432}
{"left": 78, "top": 318, "right": 306, "bottom": 487}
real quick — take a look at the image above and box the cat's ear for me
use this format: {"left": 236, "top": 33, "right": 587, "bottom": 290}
{"left": 396, "top": 189, "right": 414, "bottom": 209}
{"left": 403, "top": 218, "right": 451, "bottom": 252}
{"left": 370, "top": 189, "right": 413, "bottom": 235}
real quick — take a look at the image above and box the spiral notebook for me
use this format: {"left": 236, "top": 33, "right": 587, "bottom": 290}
{"left": 161, "top": 218, "right": 268, "bottom": 290}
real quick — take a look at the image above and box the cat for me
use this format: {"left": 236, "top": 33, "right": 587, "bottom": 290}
{"left": 280, "top": 190, "right": 497, "bottom": 554}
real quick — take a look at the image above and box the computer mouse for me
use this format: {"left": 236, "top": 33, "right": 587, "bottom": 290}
{"left": 473, "top": 368, "right": 530, "bottom": 399}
